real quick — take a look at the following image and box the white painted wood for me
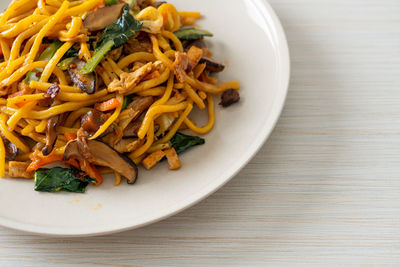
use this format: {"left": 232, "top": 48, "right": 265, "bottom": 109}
{"left": 1, "top": 0, "right": 400, "bottom": 266}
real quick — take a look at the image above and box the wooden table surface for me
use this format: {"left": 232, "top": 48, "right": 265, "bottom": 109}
{"left": 1, "top": 0, "right": 400, "bottom": 266}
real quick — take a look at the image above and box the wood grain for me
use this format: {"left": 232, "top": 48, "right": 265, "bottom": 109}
{"left": 1, "top": 0, "right": 400, "bottom": 266}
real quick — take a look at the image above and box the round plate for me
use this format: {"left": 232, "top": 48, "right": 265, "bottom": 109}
{"left": 0, "top": 0, "right": 290, "bottom": 236}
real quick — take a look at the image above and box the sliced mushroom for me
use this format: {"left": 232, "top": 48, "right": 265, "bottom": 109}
{"left": 183, "top": 38, "right": 207, "bottom": 51}
{"left": 1, "top": 135, "right": 17, "bottom": 161}
{"left": 122, "top": 120, "right": 160, "bottom": 139}
{"left": 123, "top": 119, "right": 142, "bottom": 138}
{"left": 83, "top": 3, "right": 126, "bottom": 32}
{"left": 81, "top": 109, "right": 109, "bottom": 137}
{"left": 42, "top": 115, "right": 59, "bottom": 156}
{"left": 65, "top": 139, "right": 138, "bottom": 184}
{"left": 68, "top": 58, "right": 98, "bottom": 94}
{"left": 126, "top": 96, "right": 154, "bottom": 121}
{"left": 199, "top": 57, "right": 225, "bottom": 73}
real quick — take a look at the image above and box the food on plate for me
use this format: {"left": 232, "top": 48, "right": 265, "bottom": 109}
{"left": 0, "top": 0, "right": 240, "bottom": 192}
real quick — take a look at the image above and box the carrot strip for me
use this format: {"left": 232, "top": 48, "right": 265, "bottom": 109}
{"left": 27, "top": 153, "right": 64, "bottom": 172}
{"left": 94, "top": 98, "right": 120, "bottom": 112}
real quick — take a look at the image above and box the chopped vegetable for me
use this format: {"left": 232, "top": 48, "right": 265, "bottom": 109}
{"left": 95, "top": 97, "right": 120, "bottom": 111}
{"left": 25, "top": 41, "right": 63, "bottom": 84}
{"left": 34, "top": 167, "right": 97, "bottom": 193}
{"left": 63, "top": 46, "right": 80, "bottom": 59}
{"left": 164, "top": 148, "right": 181, "bottom": 170}
{"left": 27, "top": 152, "right": 64, "bottom": 173}
{"left": 57, "top": 57, "right": 74, "bottom": 71}
{"left": 142, "top": 150, "right": 165, "bottom": 170}
{"left": 173, "top": 28, "right": 213, "bottom": 41}
{"left": 170, "top": 132, "right": 205, "bottom": 154}
{"left": 81, "top": 4, "right": 142, "bottom": 74}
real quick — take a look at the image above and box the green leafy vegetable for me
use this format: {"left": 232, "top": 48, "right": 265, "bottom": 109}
{"left": 25, "top": 41, "right": 63, "bottom": 84}
{"left": 173, "top": 28, "right": 213, "bottom": 41}
{"left": 57, "top": 57, "right": 74, "bottom": 71}
{"left": 105, "top": 0, "right": 119, "bottom": 5}
{"left": 81, "top": 40, "right": 114, "bottom": 75}
{"left": 81, "top": 4, "right": 142, "bottom": 74}
{"left": 63, "top": 46, "right": 80, "bottom": 58}
{"left": 170, "top": 132, "right": 205, "bottom": 154}
{"left": 34, "top": 167, "right": 97, "bottom": 193}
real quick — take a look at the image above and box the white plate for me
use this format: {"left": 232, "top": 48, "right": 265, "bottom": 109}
{"left": 0, "top": 0, "right": 289, "bottom": 236}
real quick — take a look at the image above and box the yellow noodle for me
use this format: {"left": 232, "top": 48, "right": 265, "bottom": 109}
{"left": 118, "top": 52, "right": 156, "bottom": 69}
{"left": 23, "top": 95, "right": 114, "bottom": 120}
{"left": 21, "top": 124, "right": 35, "bottom": 136}
{"left": 7, "top": 94, "right": 45, "bottom": 106}
{"left": 79, "top": 42, "right": 91, "bottom": 61}
{"left": 174, "top": 83, "right": 184, "bottom": 89}
{"left": 57, "top": 89, "right": 108, "bottom": 102}
{"left": 64, "top": 107, "right": 91, "bottom": 127}
{"left": 0, "top": 0, "right": 36, "bottom": 24}
{"left": 53, "top": 66, "right": 68, "bottom": 85}
{"left": 1, "top": 15, "right": 48, "bottom": 38}
{"left": 8, "top": 19, "right": 48, "bottom": 71}
{"left": 161, "top": 30, "right": 183, "bottom": 52}
{"left": 184, "top": 94, "right": 215, "bottom": 135}
{"left": 114, "top": 171, "right": 121, "bottom": 186}
{"left": 64, "top": 0, "right": 102, "bottom": 17}
{"left": 185, "top": 75, "right": 240, "bottom": 94}
{"left": 29, "top": 81, "right": 81, "bottom": 93}
{"left": 179, "top": 11, "right": 201, "bottom": 19}
{"left": 1, "top": 61, "right": 48, "bottom": 87}
{"left": 56, "top": 126, "right": 78, "bottom": 134}
{"left": 157, "top": 102, "right": 193, "bottom": 144}
{"left": 25, "top": 0, "right": 69, "bottom": 64}
{"left": 128, "top": 67, "right": 170, "bottom": 95}
{"left": 157, "top": 35, "right": 171, "bottom": 51}
{"left": 138, "top": 101, "right": 188, "bottom": 139}
{"left": 198, "top": 91, "right": 207, "bottom": 100}
{"left": 59, "top": 17, "right": 82, "bottom": 39}
{"left": 40, "top": 42, "right": 73, "bottom": 82}
{"left": 96, "top": 67, "right": 112, "bottom": 86}
{"left": 193, "top": 63, "right": 206, "bottom": 79}
{"left": 150, "top": 35, "right": 173, "bottom": 68}
{"left": 0, "top": 113, "right": 29, "bottom": 153}
{"left": 35, "top": 119, "right": 47, "bottom": 133}
{"left": 101, "top": 60, "right": 118, "bottom": 80}
{"left": 21, "top": 34, "right": 37, "bottom": 56}
{"left": 107, "top": 58, "right": 124, "bottom": 77}
{"left": 137, "top": 87, "right": 166, "bottom": 97}
{"left": 7, "top": 100, "right": 37, "bottom": 130}
{"left": 129, "top": 122, "right": 154, "bottom": 159}
{"left": 37, "top": 0, "right": 51, "bottom": 15}
{"left": 0, "top": 38, "right": 11, "bottom": 61}
{"left": 183, "top": 83, "right": 205, "bottom": 109}
{"left": 153, "top": 73, "right": 173, "bottom": 106}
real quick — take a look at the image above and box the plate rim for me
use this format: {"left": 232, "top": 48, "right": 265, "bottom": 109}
{"left": 0, "top": 0, "right": 290, "bottom": 237}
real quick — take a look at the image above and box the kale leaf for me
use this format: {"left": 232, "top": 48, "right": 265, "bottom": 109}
{"left": 170, "top": 132, "right": 205, "bottom": 154}
{"left": 81, "top": 4, "right": 142, "bottom": 74}
{"left": 34, "top": 167, "right": 97, "bottom": 193}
